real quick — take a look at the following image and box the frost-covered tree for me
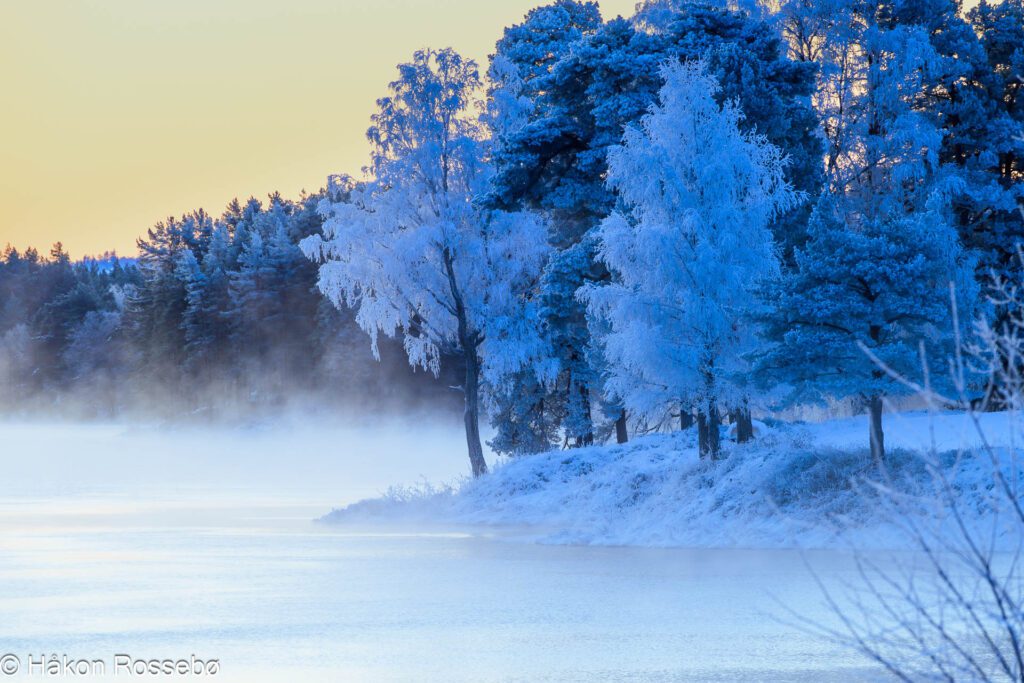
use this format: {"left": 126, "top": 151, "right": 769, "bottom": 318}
{"left": 128, "top": 212, "right": 211, "bottom": 383}
{"left": 486, "top": 0, "right": 601, "bottom": 143}
{"left": 302, "top": 49, "right": 550, "bottom": 476}
{"left": 972, "top": 0, "right": 1023, "bottom": 202}
{"left": 177, "top": 224, "right": 233, "bottom": 375}
{"left": 965, "top": 0, "right": 1024, "bottom": 356}
{"left": 227, "top": 230, "right": 275, "bottom": 359}
{"left": 62, "top": 309, "right": 125, "bottom": 412}
{"left": 759, "top": 0, "right": 975, "bottom": 461}
{"left": 226, "top": 197, "right": 331, "bottom": 400}
{"left": 583, "top": 61, "right": 798, "bottom": 460}
{"left": 796, "top": 0, "right": 1021, "bottom": 298}
{"left": 488, "top": 2, "right": 820, "bottom": 450}
{"left": 485, "top": 1, "right": 605, "bottom": 452}
{"left": 787, "top": 0, "right": 1019, "bottom": 233}
{"left": 899, "top": 0, "right": 1024, "bottom": 290}
{"left": 763, "top": 207, "right": 972, "bottom": 460}
{"left": 633, "top": 0, "right": 771, "bottom": 30}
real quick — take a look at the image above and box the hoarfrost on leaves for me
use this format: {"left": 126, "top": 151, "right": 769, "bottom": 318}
{"left": 583, "top": 60, "right": 799, "bottom": 425}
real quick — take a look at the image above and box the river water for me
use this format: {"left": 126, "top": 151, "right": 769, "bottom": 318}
{"left": 0, "top": 421, "right": 883, "bottom": 681}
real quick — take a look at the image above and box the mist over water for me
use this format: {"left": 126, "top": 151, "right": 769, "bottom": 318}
{"left": 1, "top": 415, "right": 472, "bottom": 506}
{"left": 0, "top": 418, "right": 886, "bottom": 682}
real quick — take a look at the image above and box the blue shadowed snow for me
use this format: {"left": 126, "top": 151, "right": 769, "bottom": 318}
{"left": 326, "top": 410, "right": 1022, "bottom": 550}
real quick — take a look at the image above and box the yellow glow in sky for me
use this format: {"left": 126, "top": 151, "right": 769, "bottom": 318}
{"left": 0, "top": 0, "right": 637, "bottom": 257}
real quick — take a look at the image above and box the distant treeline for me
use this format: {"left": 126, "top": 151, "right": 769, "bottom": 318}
{"left": 0, "top": 192, "right": 462, "bottom": 420}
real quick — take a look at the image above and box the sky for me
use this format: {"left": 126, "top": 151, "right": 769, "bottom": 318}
{"left": 0, "top": 0, "right": 638, "bottom": 257}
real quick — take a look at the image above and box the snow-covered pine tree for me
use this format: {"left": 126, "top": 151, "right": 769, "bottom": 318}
{"left": 227, "top": 229, "right": 274, "bottom": 361}
{"left": 302, "top": 49, "right": 550, "bottom": 477}
{"left": 127, "top": 211, "right": 211, "bottom": 385}
{"left": 886, "top": 0, "right": 1024, "bottom": 304}
{"left": 178, "top": 223, "right": 235, "bottom": 377}
{"left": 277, "top": 213, "right": 335, "bottom": 395}
{"left": 759, "top": 0, "right": 976, "bottom": 461}
{"left": 223, "top": 195, "right": 316, "bottom": 398}
{"left": 971, "top": 0, "right": 1023, "bottom": 209}
{"left": 175, "top": 250, "right": 207, "bottom": 366}
{"left": 487, "top": 0, "right": 601, "bottom": 132}
{"left": 966, "top": 0, "right": 1024, "bottom": 367}
{"left": 583, "top": 60, "right": 798, "bottom": 460}
{"left": 485, "top": 1, "right": 605, "bottom": 453}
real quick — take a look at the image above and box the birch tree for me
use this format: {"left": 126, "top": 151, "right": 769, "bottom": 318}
{"left": 583, "top": 61, "right": 798, "bottom": 459}
{"left": 302, "top": 49, "right": 549, "bottom": 476}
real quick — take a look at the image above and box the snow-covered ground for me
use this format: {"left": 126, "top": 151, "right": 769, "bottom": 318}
{"left": 327, "top": 410, "right": 1022, "bottom": 550}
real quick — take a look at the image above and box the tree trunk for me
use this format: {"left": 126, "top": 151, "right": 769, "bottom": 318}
{"left": 697, "top": 411, "right": 708, "bottom": 456}
{"left": 734, "top": 404, "right": 754, "bottom": 444}
{"left": 697, "top": 402, "right": 721, "bottom": 460}
{"left": 576, "top": 379, "right": 594, "bottom": 448}
{"left": 615, "top": 409, "right": 628, "bottom": 444}
{"left": 440, "top": 246, "right": 486, "bottom": 478}
{"left": 709, "top": 402, "right": 721, "bottom": 458}
{"left": 869, "top": 394, "right": 885, "bottom": 463}
{"left": 463, "top": 349, "right": 488, "bottom": 477}
{"left": 680, "top": 409, "right": 694, "bottom": 431}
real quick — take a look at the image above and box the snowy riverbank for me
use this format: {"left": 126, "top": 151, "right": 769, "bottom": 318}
{"left": 324, "top": 410, "right": 1023, "bottom": 549}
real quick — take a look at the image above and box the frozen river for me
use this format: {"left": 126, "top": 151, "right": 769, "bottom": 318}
{"left": 0, "top": 421, "right": 884, "bottom": 681}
